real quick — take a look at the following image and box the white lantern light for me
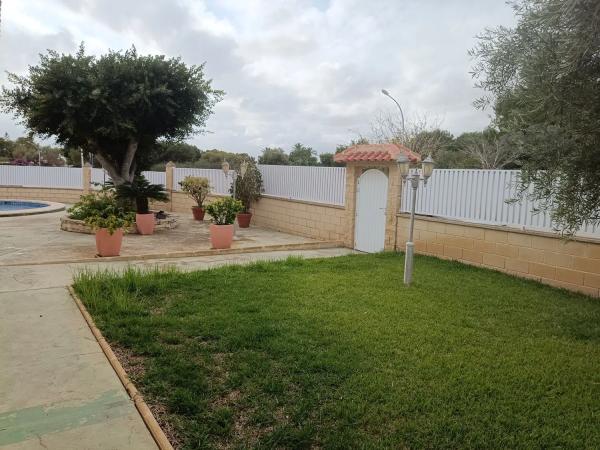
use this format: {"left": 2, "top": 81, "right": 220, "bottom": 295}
{"left": 396, "top": 153, "right": 410, "bottom": 180}
{"left": 240, "top": 161, "right": 248, "bottom": 178}
{"left": 421, "top": 155, "right": 434, "bottom": 181}
{"left": 221, "top": 160, "right": 230, "bottom": 176}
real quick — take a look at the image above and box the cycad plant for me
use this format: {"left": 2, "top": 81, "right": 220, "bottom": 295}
{"left": 115, "top": 175, "right": 169, "bottom": 214}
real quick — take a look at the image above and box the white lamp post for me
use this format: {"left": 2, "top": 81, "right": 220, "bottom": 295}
{"left": 221, "top": 160, "right": 237, "bottom": 199}
{"left": 397, "top": 154, "right": 434, "bottom": 285}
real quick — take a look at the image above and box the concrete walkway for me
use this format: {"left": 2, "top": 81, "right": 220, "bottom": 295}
{"left": 0, "top": 248, "right": 352, "bottom": 449}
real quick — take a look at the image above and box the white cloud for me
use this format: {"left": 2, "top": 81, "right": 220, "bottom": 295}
{"left": 0, "top": 0, "right": 516, "bottom": 155}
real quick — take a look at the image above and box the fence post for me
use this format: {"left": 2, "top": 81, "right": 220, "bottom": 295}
{"left": 165, "top": 161, "right": 175, "bottom": 212}
{"left": 82, "top": 163, "right": 92, "bottom": 193}
{"left": 343, "top": 165, "right": 360, "bottom": 248}
{"left": 385, "top": 164, "right": 402, "bottom": 251}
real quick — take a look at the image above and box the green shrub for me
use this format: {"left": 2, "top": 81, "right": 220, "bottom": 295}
{"left": 68, "top": 189, "right": 119, "bottom": 220}
{"left": 205, "top": 197, "right": 243, "bottom": 225}
{"left": 232, "top": 159, "right": 263, "bottom": 213}
{"left": 68, "top": 189, "right": 134, "bottom": 234}
{"left": 115, "top": 175, "right": 168, "bottom": 214}
{"left": 179, "top": 176, "right": 211, "bottom": 208}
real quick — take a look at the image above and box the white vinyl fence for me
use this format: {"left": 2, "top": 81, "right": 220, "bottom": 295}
{"left": 402, "top": 169, "right": 600, "bottom": 237}
{"left": 91, "top": 168, "right": 109, "bottom": 186}
{"left": 0, "top": 165, "right": 82, "bottom": 188}
{"left": 91, "top": 169, "right": 165, "bottom": 188}
{"left": 141, "top": 170, "right": 166, "bottom": 187}
{"left": 173, "top": 167, "right": 233, "bottom": 195}
{"left": 258, "top": 165, "right": 346, "bottom": 206}
{"left": 1, "top": 164, "right": 347, "bottom": 205}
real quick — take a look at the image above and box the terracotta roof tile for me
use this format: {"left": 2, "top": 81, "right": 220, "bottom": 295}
{"left": 334, "top": 143, "right": 420, "bottom": 163}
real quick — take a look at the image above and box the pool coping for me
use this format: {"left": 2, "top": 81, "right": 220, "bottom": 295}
{"left": 0, "top": 199, "right": 65, "bottom": 217}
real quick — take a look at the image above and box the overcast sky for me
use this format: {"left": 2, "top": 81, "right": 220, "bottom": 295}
{"left": 0, "top": 0, "right": 516, "bottom": 156}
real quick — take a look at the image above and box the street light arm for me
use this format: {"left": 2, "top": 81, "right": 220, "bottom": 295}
{"left": 381, "top": 90, "right": 406, "bottom": 135}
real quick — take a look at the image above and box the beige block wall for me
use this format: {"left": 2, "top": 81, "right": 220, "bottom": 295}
{"left": 155, "top": 193, "right": 347, "bottom": 242}
{"left": 0, "top": 186, "right": 84, "bottom": 204}
{"left": 250, "top": 196, "right": 347, "bottom": 242}
{"left": 396, "top": 214, "right": 600, "bottom": 297}
{"left": 151, "top": 191, "right": 224, "bottom": 213}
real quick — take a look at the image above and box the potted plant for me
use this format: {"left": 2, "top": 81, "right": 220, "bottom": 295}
{"left": 115, "top": 175, "right": 168, "bottom": 235}
{"left": 83, "top": 191, "right": 134, "bottom": 257}
{"left": 205, "top": 197, "right": 243, "bottom": 249}
{"left": 232, "top": 159, "right": 263, "bottom": 228}
{"left": 179, "top": 175, "right": 211, "bottom": 220}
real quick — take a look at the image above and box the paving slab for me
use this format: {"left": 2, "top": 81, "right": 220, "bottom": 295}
{"left": 0, "top": 287, "right": 158, "bottom": 449}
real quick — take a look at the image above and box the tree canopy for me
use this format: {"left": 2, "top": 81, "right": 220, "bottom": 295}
{"left": 1, "top": 45, "right": 223, "bottom": 184}
{"left": 471, "top": 0, "right": 600, "bottom": 234}
{"left": 258, "top": 144, "right": 320, "bottom": 166}
{"left": 288, "top": 143, "right": 318, "bottom": 166}
{"left": 258, "top": 147, "right": 289, "bottom": 165}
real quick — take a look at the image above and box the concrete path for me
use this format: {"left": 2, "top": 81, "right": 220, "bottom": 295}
{"left": 0, "top": 248, "right": 352, "bottom": 449}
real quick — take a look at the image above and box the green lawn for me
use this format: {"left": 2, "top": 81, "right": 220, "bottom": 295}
{"left": 73, "top": 253, "right": 600, "bottom": 450}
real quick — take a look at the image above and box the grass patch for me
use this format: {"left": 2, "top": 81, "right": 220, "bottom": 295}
{"left": 73, "top": 253, "right": 600, "bottom": 449}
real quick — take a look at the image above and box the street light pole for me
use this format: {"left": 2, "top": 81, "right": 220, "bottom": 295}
{"left": 381, "top": 89, "right": 405, "bottom": 134}
{"left": 396, "top": 154, "right": 435, "bottom": 285}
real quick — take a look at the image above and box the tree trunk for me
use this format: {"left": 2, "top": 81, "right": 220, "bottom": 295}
{"left": 93, "top": 139, "right": 138, "bottom": 185}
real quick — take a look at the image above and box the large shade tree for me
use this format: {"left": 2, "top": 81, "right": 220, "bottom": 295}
{"left": 471, "top": 0, "right": 600, "bottom": 234}
{"left": 1, "top": 45, "right": 222, "bottom": 184}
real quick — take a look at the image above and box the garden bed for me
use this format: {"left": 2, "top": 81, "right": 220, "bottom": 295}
{"left": 73, "top": 253, "right": 600, "bottom": 449}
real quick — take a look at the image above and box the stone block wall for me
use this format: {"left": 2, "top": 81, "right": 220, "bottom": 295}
{"left": 396, "top": 214, "right": 600, "bottom": 297}
{"left": 250, "top": 196, "right": 347, "bottom": 242}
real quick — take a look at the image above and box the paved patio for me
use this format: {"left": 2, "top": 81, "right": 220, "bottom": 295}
{"left": 0, "top": 210, "right": 338, "bottom": 265}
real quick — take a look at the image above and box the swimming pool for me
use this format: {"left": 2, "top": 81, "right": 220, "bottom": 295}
{"left": 0, "top": 199, "right": 65, "bottom": 216}
{"left": 0, "top": 200, "right": 50, "bottom": 211}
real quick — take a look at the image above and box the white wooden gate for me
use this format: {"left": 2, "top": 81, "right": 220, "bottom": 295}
{"left": 354, "top": 169, "right": 388, "bottom": 253}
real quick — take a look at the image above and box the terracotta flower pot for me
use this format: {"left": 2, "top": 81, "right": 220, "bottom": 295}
{"left": 237, "top": 212, "right": 252, "bottom": 228}
{"left": 136, "top": 213, "right": 156, "bottom": 235}
{"left": 210, "top": 224, "right": 234, "bottom": 249}
{"left": 192, "top": 206, "right": 205, "bottom": 221}
{"left": 95, "top": 228, "right": 124, "bottom": 257}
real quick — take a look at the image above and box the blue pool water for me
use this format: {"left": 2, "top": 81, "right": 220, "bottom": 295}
{"left": 0, "top": 200, "right": 49, "bottom": 211}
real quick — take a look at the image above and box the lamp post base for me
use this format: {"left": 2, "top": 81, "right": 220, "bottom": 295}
{"left": 404, "top": 241, "right": 414, "bottom": 285}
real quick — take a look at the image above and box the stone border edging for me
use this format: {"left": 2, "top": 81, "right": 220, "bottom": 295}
{"left": 0, "top": 240, "right": 344, "bottom": 267}
{"left": 68, "top": 286, "right": 174, "bottom": 450}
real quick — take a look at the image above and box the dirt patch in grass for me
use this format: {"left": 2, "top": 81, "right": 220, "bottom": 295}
{"left": 110, "top": 344, "right": 183, "bottom": 448}
{"left": 111, "top": 344, "right": 147, "bottom": 380}
{"left": 147, "top": 401, "right": 184, "bottom": 449}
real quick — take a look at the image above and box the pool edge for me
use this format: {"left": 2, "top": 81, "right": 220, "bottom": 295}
{"left": 0, "top": 199, "right": 66, "bottom": 217}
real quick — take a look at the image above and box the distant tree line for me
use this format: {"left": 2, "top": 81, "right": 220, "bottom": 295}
{"left": 1, "top": 131, "right": 520, "bottom": 171}
{"left": 259, "top": 143, "right": 338, "bottom": 167}
{"left": 0, "top": 134, "right": 65, "bottom": 166}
